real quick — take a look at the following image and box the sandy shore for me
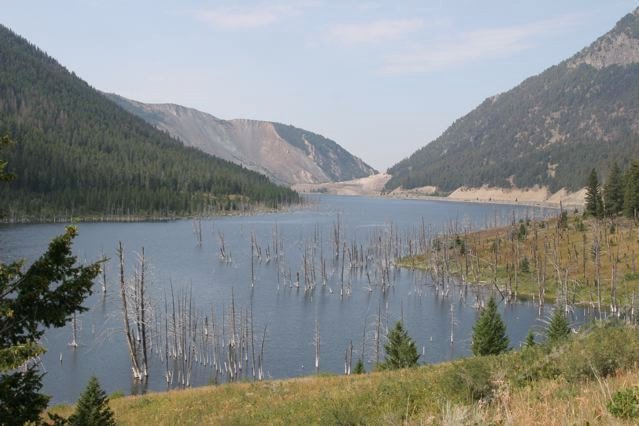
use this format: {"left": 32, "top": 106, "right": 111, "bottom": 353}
{"left": 443, "top": 185, "right": 586, "bottom": 209}
{"left": 295, "top": 174, "right": 585, "bottom": 210}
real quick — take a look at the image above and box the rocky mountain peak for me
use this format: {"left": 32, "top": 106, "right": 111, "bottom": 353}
{"left": 568, "top": 10, "right": 639, "bottom": 69}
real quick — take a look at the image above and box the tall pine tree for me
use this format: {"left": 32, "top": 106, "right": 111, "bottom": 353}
{"left": 624, "top": 161, "right": 639, "bottom": 219}
{"left": 585, "top": 168, "right": 603, "bottom": 218}
{"left": 471, "top": 296, "right": 509, "bottom": 356}
{"left": 604, "top": 161, "right": 624, "bottom": 216}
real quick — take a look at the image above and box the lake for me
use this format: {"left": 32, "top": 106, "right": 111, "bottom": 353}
{"left": 0, "top": 195, "right": 564, "bottom": 404}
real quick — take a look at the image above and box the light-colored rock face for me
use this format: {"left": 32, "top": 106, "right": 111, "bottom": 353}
{"left": 106, "top": 94, "right": 375, "bottom": 186}
{"left": 226, "top": 119, "right": 330, "bottom": 185}
{"left": 568, "top": 32, "right": 639, "bottom": 69}
{"left": 293, "top": 173, "right": 391, "bottom": 196}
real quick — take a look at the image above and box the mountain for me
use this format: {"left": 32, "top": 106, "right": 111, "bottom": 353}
{"left": 0, "top": 24, "right": 298, "bottom": 219}
{"left": 386, "top": 8, "right": 639, "bottom": 195}
{"left": 105, "top": 94, "right": 376, "bottom": 186}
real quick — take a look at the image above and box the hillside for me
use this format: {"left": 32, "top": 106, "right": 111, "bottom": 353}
{"left": 105, "top": 94, "right": 376, "bottom": 186}
{"left": 387, "top": 8, "right": 639, "bottom": 195}
{"left": 0, "top": 25, "right": 298, "bottom": 219}
{"left": 49, "top": 323, "right": 639, "bottom": 425}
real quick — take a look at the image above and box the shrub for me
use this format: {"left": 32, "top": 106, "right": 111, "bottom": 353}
{"left": 556, "top": 322, "right": 639, "bottom": 382}
{"left": 325, "top": 399, "right": 367, "bottom": 425}
{"left": 608, "top": 387, "right": 639, "bottom": 419}
{"left": 440, "top": 357, "right": 497, "bottom": 402}
{"left": 625, "top": 272, "right": 639, "bottom": 281}
{"left": 109, "top": 390, "right": 125, "bottom": 400}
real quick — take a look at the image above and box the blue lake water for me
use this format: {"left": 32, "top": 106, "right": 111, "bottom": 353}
{"left": 0, "top": 195, "right": 565, "bottom": 404}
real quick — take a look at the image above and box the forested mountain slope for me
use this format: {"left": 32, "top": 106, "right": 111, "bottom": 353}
{"left": 106, "top": 94, "right": 376, "bottom": 186}
{"left": 386, "top": 8, "right": 639, "bottom": 194}
{"left": 0, "top": 24, "right": 297, "bottom": 219}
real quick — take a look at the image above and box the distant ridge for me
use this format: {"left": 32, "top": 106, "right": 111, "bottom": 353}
{"left": 106, "top": 94, "right": 377, "bottom": 186}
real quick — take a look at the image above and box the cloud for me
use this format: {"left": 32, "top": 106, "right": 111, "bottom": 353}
{"left": 328, "top": 18, "right": 424, "bottom": 44}
{"left": 194, "top": 2, "right": 317, "bottom": 30}
{"left": 383, "top": 15, "right": 584, "bottom": 74}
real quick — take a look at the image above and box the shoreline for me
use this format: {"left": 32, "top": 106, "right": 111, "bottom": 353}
{"left": 0, "top": 203, "right": 307, "bottom": 225}
{"left": 0, "top": 191, "right": 576, "bottom": 226}
{"left": 294, "top": 173, "right": 585, "bottom": 210}
{"left": 382, "top": 192, "right": 572, "bottom": 210}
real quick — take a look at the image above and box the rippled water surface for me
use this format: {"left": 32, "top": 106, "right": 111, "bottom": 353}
{"left": 0, "top": 195, "right": 564, "bottom": 404}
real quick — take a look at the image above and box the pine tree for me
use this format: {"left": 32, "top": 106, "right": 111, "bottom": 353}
{"left": 624, "top": 161, "right": 639, "bottom": 219}
{"left": 0, "top": 135, "right": 14, "bottom": 182}
{"left": 604, "top": 161, "right": 624, "bottom": 216}
{"left": 353, "top": 359, "right": 365, "bottom": 374}
{"left": 379, "top": 321, "right": 420, "bottom": 370}
{"left": 68, "top": 376, "right": 116, "bottom": 426}
{"left": 1, "top": 141, "right": 101, "bottom": 424}
{"left": 585, "top": 169, "right": 603, "bottom": 218}
{"left": 546, "top": 308, "right": 571, "bottom": 345}
{"left": 471, "top": 296, "right": 509, "bottom": 356}
{"left": 525, "top": 330, "right": 535, "bottom": 348}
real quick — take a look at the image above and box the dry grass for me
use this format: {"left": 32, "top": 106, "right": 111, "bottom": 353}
{"left": 398, "top": 214, "right": 639, "bottom": 307}
{"left": 477, "top": 369, "right": 639, "bottom": 425}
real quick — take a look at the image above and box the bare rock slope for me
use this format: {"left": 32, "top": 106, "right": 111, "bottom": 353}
{"left": 106, "top": 94, "right": 375, "bottom": 186}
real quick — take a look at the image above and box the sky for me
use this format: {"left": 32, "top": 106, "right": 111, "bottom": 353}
{"left": 1, "top": 0, "right": 637, "bottom": 172}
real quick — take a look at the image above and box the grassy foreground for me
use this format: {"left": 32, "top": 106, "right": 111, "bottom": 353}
{"left": 49, "top": 322, "right": 639, "bottom": 425}
{"left": 398, "top": 213, "right": 639, "bottom": 308}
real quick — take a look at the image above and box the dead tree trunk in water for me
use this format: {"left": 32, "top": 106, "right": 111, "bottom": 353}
{"left": 594, "top": 229, "right": 602, "bottom": 319}
{"left": 100, "top": 251, "right": 107, "bottom": 294}
{"left": 69, "top": 312, "right": 78, "bottom": 348}
{"left": 344, "top": 339, "right": 353, "bottom": 375}
{"left": 118, "top": 242, "right": 143, "bottom": 380}
{"left": 314, "top": 319, "right": 320, "bottom": 374}
{"left": 138, "top": 247, "right": 149, "bottom": 378}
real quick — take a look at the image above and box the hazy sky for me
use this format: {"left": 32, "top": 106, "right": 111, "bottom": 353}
{"left": 2, "top": 0, "right": 637, "bottom": 171}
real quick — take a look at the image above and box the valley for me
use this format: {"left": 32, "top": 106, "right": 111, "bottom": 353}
{"left": 3, "top": 4, "right": 639, "bottom": 425}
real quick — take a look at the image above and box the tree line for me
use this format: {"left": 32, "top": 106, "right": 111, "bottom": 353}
{"left": 584, "top": 160, "right": 639, "bottom": 219}
{"left": 0, "top": 24, "right": 298, "bottom": 220}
